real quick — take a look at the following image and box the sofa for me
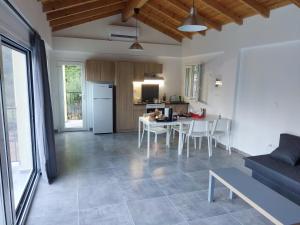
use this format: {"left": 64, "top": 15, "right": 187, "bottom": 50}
{"left": 245, "top": 133, "right": 300, "bottom": 205}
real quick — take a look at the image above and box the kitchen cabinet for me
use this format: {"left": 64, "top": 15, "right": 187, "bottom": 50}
{"left": 144, "top": 63, "right": 163, "bottom": 74}
{"left": 115, "top": 62, "right": 135, "bottom": 132}
{"left": 85, "top": 60, "right": 115, "bottom": 82}
{"left": 133, "top": 105, "right": 146, "bottom": 130}
{"left": 133, "top": 62, "right": 145, "bottom": 81}
{"left": 101, "top": 61, "right": 115, "bottom": 82}
{"left": 86, "top": 60, "right": 101, "bottom": 81}
{"left": 133, "top": 62, "right": 163, "bottom": 81}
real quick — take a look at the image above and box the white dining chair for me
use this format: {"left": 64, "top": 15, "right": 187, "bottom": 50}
{"left": 140, "top": 123, "right": 168, "bottom": 144}
{"left": 185, "top": 120, "right": 210, "bottom": 158}
{"left": 210, "top": 118, "right": 232, "bottom": 154}
{"left": 171, "top": 124, "right": 189, "bottom": 140}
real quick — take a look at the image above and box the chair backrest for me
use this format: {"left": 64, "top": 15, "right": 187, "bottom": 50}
{"left": 215, "top": 118, "right": 231, "bottom": 133}
{"left": 188, "top": 120, "right": 209, "bottom": 136}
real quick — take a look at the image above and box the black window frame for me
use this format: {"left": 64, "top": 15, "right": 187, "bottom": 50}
{"left": 0, "top": 35, "right": 39, "bottom": 224}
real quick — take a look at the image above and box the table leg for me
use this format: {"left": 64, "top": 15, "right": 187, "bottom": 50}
{"left": 208, "top": 173, "right": 215, "bottom": 203}
{"left": 229, "top": 190, "right": 235, "bottom": 200}
{"left": 178, "top": 123, "right": 183, "bottom": 155}
{"left": 166, "top": 125, "right": 170, "bottom": 148}
{"left": 138, "top": 119, "right": 141, "bottom": 148}
{"left": 147, "top": 123, "right": 150, "bottom": 159}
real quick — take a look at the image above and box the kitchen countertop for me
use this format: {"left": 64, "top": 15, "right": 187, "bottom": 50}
{"left": 133, "top": 102, "right": 189, "bottom": 105}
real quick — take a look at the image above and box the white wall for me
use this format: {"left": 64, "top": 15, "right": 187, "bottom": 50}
{"left": 8, "top": 0, "right": 52, "bottom": 47}
{"left": 182, "top": 5, "right": 300, "bottom": 118}
{"left": 181, "top": 5, "right": 300, "bottom": 155}
{"left": 233, "top": 40, "right": 300, "bottom": 155}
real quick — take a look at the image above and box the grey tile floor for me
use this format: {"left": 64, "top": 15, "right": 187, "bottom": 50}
{"left": 26, "top": 132, "right": 273, "bottom": 225}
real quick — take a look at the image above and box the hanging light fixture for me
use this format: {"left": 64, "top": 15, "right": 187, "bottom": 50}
{"left": 178, "top": 0, "right": 207, "bottom": 32}
{"left": 129, "top": 8, "right": 144, "bottom": 51}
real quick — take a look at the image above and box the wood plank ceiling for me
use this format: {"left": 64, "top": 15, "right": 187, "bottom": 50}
{"left": 38, "top": 0, "right": 299, "bottom": 42}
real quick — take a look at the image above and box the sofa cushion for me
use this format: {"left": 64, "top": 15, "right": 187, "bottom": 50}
{"left": 270, "top": 134, "right": 300, "bottom": 166}
{"left": 245, "top": 155, "right": 300, "bottom": 195}
{"left": 271, "top": 147, "right": 300, "bottom": 166}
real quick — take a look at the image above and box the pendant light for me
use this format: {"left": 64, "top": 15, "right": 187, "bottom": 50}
{"left": 129, "top": 8, "right": 144, "bottom": 51}
{"left": 178, "top": 0, "right": 207, "bottom": 32}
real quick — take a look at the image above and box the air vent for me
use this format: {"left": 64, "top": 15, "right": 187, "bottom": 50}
{"left": 108, "top": 25, "right": 139, "bottom": 41}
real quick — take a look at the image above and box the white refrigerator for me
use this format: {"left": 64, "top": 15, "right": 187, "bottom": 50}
{"left": 93, "top": 83, "right": 113, "bottom": 134}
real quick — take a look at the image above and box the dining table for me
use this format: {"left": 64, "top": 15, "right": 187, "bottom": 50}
{"left": 138, "top": 114, "right": 221, "bottom": 159}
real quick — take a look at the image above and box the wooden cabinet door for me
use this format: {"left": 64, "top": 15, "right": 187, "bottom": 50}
{"left": 134, "top": 62, "right": 145, "bottom": 81}
{"left": 115, "top": 62, "right": 134, "bottom": 132}
{"left": 133, "top": 105, "right": 146, "bottom": 130}
{"left": 144, "top": 63, "right": 163, "bottom": 74}
{"left": 86, "top": 60, "right": 101, "bottom": 81}
{"left": 101, "top": 61, "right": 115, "bottom": 82}
{"left": 154, "top": 63, "right": 163, "bottom": 74}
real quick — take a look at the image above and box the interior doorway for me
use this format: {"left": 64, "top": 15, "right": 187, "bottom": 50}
{"left": 59, "top": 62, "right": 87, "bottom": 131}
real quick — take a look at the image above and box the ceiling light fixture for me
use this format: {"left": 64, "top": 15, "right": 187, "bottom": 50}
{"left": 178, "top": 0, "right": 208, "bottom": 32}
{"left": 129, "top": 8, "right": 144, "bottom": 51}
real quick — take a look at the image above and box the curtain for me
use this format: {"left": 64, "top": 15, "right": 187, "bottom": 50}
{"left": 31, "top": 32, "right": 57, "bottom": 184}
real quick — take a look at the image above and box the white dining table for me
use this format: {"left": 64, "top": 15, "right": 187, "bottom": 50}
{"left": 138, "top": 115, "right": 220, "bottom": 158}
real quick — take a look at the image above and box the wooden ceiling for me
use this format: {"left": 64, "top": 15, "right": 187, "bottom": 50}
{"left": 38, "top": 0, "right": 299, "bottom": 42}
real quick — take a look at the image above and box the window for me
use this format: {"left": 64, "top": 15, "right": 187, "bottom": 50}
{"left": 0, "top": 36, "right": 38, "bottom": 223}
{"left": 185, "top": 64, "right": 208, "bottom": 103}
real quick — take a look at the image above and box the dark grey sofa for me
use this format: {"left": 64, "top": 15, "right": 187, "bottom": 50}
{"left": 245, "top": 134, "right": 300, "bottom": 205}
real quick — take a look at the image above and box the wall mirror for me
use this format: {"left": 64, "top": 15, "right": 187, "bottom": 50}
{"left": 185, "top": 64, "right": 208, "bottom": 103}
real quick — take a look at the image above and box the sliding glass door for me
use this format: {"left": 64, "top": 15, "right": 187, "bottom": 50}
{"left": 0, "top": 37, "right": 38, "bottom": 224}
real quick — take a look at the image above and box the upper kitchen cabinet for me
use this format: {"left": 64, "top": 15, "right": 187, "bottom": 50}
{"left": 133, "top": 62, "right": 163, "bottom": 82}
{"left": 101, "top": 61, "right": 115, "bottom": 83}
{"left": 133, "top": 62, "right": 145, "bottom": 82}
{"left": 144, "top": 63, "right": 163, "bottom": 74}
{"left": 86, "top": 60, "right": 101, "bottom": 82}
{"left": 85, "top": 60, "right": 115, "bottom": 82}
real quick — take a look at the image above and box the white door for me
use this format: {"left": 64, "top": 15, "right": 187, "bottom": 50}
{"left": 58, "top": 62, "right": 87, "bottom": 131}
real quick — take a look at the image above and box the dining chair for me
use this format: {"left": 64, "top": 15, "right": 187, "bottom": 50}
{"left": 140, "top": 123, "right": 168, "bottom": 144}
{"left": 210, "top": 118, "right": 232, "bottom": 154}
{"left": 185, "top": 120, "right": 210, "bottom": 158}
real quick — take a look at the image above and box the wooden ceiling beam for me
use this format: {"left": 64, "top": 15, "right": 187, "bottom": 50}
{"left": 47, "top": 0, "right": 124, "bottom": 21}
{"left": 137, "top": 13, "right": 182, "bottom": 42}
{"left": 149, "top": 0, "right": 206, "bottom": 36}
{"left": 146, "top": 2, "right": 183, "bottom": 26}
{"left": 52, "top": 10, "right": 121, "bottom": 31}
{"left": 141, "top": 5, "right": 193, "bottom": 39}
{"left": 122, "top": 0, "right": 149, "bottom": 22}
{"left": 238, "top": 0, "right": 270, "bottom": 17}
{"left": 50, "top": 2, "right": 125, "bottom": 27}
{"left": 290, "top": 0, "right": 300, "bottom": 7}
{"left": 201, "top": 0, "right": 243, "bottom": 25}
{"left": 43, "top": 0, "right": 95, "bottom": 12}
{"left": 167, "top": 0, "right": 222, "bottom": 31}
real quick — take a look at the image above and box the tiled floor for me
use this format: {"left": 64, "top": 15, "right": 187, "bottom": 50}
{"left": 26, "top": 132, "right": 272, "bottom": 225}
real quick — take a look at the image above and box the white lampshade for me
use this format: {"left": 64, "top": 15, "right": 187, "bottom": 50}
{"left": 178, "top": 5, "right": 207, "bottom": 32}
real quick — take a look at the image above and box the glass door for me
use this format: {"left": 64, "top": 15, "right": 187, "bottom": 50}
{"left": 59, "top": 63, "right": 87, "bottom": 131}
{"left": 0, "top": 37, "right": 37, "bottom": 224}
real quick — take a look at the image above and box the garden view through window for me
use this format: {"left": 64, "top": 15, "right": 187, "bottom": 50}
{"left": 63, "top": 64, "right": 84, "bottom": 129}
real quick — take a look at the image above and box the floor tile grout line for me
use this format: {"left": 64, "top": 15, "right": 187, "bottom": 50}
{"left": 165, "top": 194, "right": 190, "bottom": 224}
{"left": 77, "top": 177, "right": 80, "bottom": 225}
{"left": 124, "top": 201, "right": 136, "bottom": 225}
